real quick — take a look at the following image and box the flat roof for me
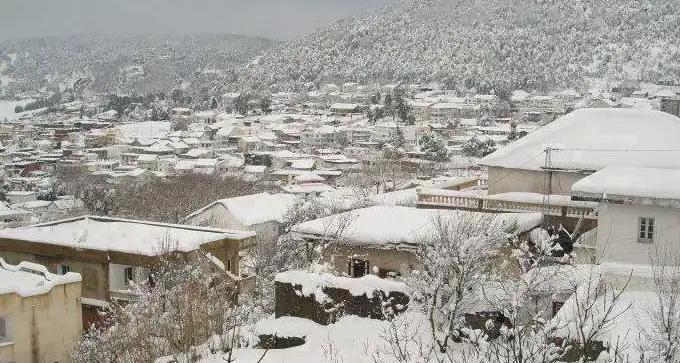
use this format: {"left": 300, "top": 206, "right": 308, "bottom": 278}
{"left": 572, "top": 166, "right": 680, "bottom": 205}
{"left": 0, "top": 216, "right": 255, "bottom": 256}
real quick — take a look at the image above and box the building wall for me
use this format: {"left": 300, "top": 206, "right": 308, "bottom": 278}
{"left": 0, "top": 282, "right": 82, "bottom": 363}
{"left": 323, "top": 245, "right": 420, "bottom": 277}
{"left": 108, "top": 264, "right": 150, "bottom": 291}
{"left": 487, "top": 166, "right": 589, "bottom": 195}
{"left": 0, "top": 251, "right": 108, "bottom": 300}
{"left": 597, "top": 203, "right": 680, "bottom": 265}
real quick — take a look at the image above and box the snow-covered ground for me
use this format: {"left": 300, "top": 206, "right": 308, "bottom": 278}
{"left": 199, "top": 313, "right": 435, "bottom": 363}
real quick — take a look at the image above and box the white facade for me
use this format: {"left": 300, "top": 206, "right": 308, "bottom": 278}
{"left": 596, "top": 203, "right": 680, "bottom": 265}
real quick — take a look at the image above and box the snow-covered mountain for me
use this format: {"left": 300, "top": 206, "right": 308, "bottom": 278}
{"left": 237, "top": 0, "right": 680, "bottom": 92}
{"left": 0, "top": 34, "right": 276, "bottom": 96}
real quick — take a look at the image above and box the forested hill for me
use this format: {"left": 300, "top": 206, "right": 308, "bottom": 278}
{"left": 237, "top": 0, "right": 680, "bottom": 93}
{"left": 0, "top": 34, "right": 276, "bottom": 96}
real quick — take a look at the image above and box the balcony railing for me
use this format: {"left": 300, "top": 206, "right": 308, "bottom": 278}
{"left": 417, "top": 188, "right": 597, "bottom": 220}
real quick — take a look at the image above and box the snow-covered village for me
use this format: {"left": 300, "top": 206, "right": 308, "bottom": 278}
{"left": 2, "top": 1, "right": 680, "bottom": 362}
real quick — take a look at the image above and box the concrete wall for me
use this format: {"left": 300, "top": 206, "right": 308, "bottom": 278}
{"left": 108, "top": 264, "right": 150, "bottom": 291}
{"left": 275, "top": 281, "right": 409, "bottom": 325}
{"left": 323, "top": 245, "right": 421, "bottom": 278}
{"left": 0, "top": 251, "right": 108, "bottom": 300}
{"left": 0, "top": 282, "right": 82, "bottom": 363}
{"left": 487, "top": 166, "right": 589, "bottom": 195}
{"left": 597, "top": 203, "right": 680, "bottom": 265}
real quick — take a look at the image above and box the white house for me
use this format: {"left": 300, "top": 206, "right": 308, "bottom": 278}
{"left": 185, "top": 192, "right": 298, "bottom": 242}
{"left": 571, "top": 166, "right": 680, "bottom": 289}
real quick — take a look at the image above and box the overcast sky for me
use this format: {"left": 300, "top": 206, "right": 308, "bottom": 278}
{"left": 0, "top": 0, "right": 396, "bottom": 41}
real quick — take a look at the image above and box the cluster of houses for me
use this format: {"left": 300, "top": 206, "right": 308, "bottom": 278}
{"left": 2, "top": 78, "right": 680, "bottom": 361}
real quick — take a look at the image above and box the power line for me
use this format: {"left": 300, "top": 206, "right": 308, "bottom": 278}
{"left": 548, "top": 148, "right": 680, "bottom": 152}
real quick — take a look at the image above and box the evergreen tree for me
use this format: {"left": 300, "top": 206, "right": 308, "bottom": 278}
{"left": 393, "top": 127, "right": 406, "bottom": 150}
{"left": 463, "top": 136, "right": 497, "bottom": 157}
{"left": 234, "top": 93, "right": 251, "bottom": 116}
{"left": 370, "top": 91, "right": 382, "bottom": 104}
{"left": 418, "top": 132, "right": 449, "bottom": 161}
{"left": 259, "top": 96, "right": 272, "bottom": 114}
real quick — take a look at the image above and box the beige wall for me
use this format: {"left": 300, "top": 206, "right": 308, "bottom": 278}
{"left": 0, "top": 251, "right": 108, "bottom": 300}
{"left": 0, "top": 282, "right": 82, "bottom": 363}
{"left": 324, "top": 245, "right": 421, "bottom": 277}
{"left": 487, "top": 166, "right": 589, "bottom": 195}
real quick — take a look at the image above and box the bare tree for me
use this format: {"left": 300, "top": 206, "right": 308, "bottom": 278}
{"left": 241, "top": 197, "right": 359, "bottom": 318}
{"left": 407, "top": 212, "right": 509, "bottom": 355}
{"left": 636, "top": 248, "right": 680, "bottom": 362}
{"left": 115, "top": 173, "right": 260, "bottom": 223}
{"left": 72, "top": 253, "right": 246, "bottom": 363}
{"left": 343, "top": 157, "right": 413, "bottom": 198}
{"left": 364, "top": 311, "right": 435, "bottom": 363}
{"left": 376, "top": 216, "right": 631, "bottom": 363}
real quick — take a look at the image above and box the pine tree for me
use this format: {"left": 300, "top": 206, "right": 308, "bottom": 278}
{"left": 418, "top": 132, "right": 449, "bottom": 161}
{"left": 393, "top": 127, "right": 406, "bottom": 150}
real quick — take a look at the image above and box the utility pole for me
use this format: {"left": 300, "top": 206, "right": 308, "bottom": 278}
{"left": 542, "top": 146, "right": 553, "bottom": 212}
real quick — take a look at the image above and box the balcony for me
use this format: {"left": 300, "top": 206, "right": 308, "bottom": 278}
{"left": 417, "top": 188, "right": 598, "bottom": 220}
{"left": 109, "top": 288, "right": 140, "bottom": 302}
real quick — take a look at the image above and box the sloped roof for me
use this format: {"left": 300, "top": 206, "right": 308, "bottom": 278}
{"left": 186, "top": 192, "right": 298, "bottom": 226}
{"left": 481, "top": 108, "right": 680, "bottom": 171}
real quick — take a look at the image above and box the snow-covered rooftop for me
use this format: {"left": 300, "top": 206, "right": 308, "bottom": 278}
{"left": 571, "top": 165, "right": 680, "bottom": 203}
{"left": 292, "top": 206, "right": 542, "bottom": 248}
{"left": 114, "top": 121, "right": 171, "bottom": 140}
{"left": 0, "top": 216, "right": 254, "bottom": 256}
{"left": 0, "top": 258, "right": 81, "bottom": 297}
{"left": 186, "top": 192, "right": 298, "bottom": 226}
{"left": 481, "top": 108, "right": 680, "bottom": 171}
{"left": 282, "top": 183, "right": 335, "bottom": 194}
{"left": 275, "top": 270, "right": 409, "bottom": 300}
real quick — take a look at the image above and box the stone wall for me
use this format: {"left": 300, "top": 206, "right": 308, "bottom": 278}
{"left": 275, "top": 281, "right": 409, "bottom": 325}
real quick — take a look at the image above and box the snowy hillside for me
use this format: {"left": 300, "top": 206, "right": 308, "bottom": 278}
{"left": 238, "top": 0, "right": 680, "bottom": 92}
{"left": 0, "top": 34, "right": 276, "bottom": 96}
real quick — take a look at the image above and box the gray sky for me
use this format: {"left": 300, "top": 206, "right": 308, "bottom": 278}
{"left": 0, "top": 0, "right": 396, "bottom": 41}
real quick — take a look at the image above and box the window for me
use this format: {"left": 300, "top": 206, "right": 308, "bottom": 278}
{"left": 348, "top": 258, "right": 369, "bottom": 278}
{"left": 58, "top": 265, "right": 71, "bottom": 275}
{"left": 123, "top": 267, "right": 134, "bottom": 285}
{"left": 0, "top": 317, "right": 6, "bottom": 341}
{"left": 638, "top": 217, "right": 655, "bottom": 243}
